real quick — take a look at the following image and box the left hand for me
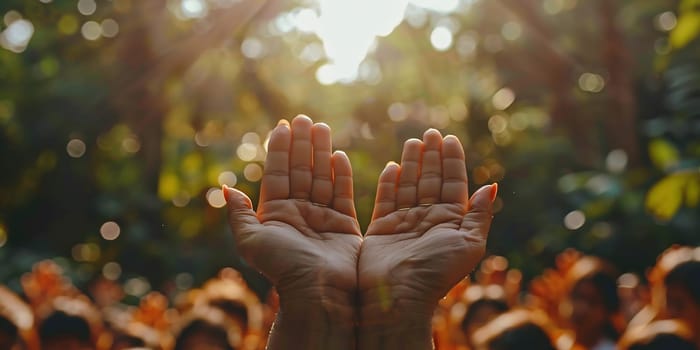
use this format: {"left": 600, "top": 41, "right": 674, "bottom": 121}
{"left": 224, "top": 116, "right": 362, "bottom": 325}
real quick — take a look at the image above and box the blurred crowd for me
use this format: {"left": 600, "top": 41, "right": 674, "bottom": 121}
{"left": 1, "top": 245, "right": 698, "bottom": 350}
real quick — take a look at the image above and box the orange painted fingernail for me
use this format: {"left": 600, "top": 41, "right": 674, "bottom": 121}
{"left": 490, "top": 183, "right": 498, "bottom": 202}
{"left": 222, "top": 184, "right": 231, "bottom": 201}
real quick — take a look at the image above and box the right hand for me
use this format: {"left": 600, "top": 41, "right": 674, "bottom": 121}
{"left": 358, "top": 129, "right": 497, "bottom": 324}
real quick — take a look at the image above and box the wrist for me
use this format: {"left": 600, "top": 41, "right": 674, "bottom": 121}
{"left": 278, "top": 297, "right": 356, "bottom": 329}
{"left": 264, "top": 285, "right": 357, "bottom": 350}
{"left": 359, "top": 294, "right": 436, "bottom": 350}
{"left": 359, "top": 298, "right": 434, "bottom": 330}
{"left": 277, "top": 283, "right": 357, "bottom": 325}
{"left": 358, "top": 314, "right": 433, "bottom": 350}
{"left": 359, "top": 284, "right": 436, "bottom": 325}
{"left": 267, "top": 300, "right": 356, "bottom": 350}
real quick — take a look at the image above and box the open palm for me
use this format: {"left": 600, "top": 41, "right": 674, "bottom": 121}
{"left": 359, "top": 129, "right": 497, "bottom": 316}
{"left": 225, "top": 116, "right": 362, "bottom": 304}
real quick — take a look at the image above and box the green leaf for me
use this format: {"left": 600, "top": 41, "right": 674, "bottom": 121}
{"left": 670, "top": 12, "right": 700, "bottom": 49}
{"left": 686, "top": 173, "right": 700, "bottom": 207}
{"left": 648, "top": 139, "right": 680, "bottom": 171}
{"left": 680, "top": 0, "right": 700, "bottom": 13}
{"left": 645, "top": 174, "right": 686, "bottom": 221}
{"left": 646, "top": 172, "right": 700, "bottom": 221}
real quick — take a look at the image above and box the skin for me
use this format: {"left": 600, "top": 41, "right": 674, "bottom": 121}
{"left": 358, "top": 129, "right": 496, "bottom": 349}
{"left": 225, "top": 116, "right": 361, "bottom": 350}
{"left": 225, "top": 115, "right": 496, "bottom": 349}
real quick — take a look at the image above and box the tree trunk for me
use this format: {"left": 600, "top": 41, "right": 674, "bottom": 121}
{"left": 495, "top": 0, "right": 597, "bottom": 164}
{"left": 599, "top": 0, "right": 640, "bottom": 166}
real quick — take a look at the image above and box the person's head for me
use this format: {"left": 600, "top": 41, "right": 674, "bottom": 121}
{"left": 461, "top": 298, "right": 509, "bottom": 347}
{"left": 568, "top": 269, "right": 620, "bottom": 342}
{"left": 0, "top": 316, "right": 19, "bottom": 350}
{"left": 664, "top": 260, "right": 700, "bottom": 329}
{"left": 109, "top": 333, "right": 146, "bottom": 350}
{"left": 619, "top": 319, "right": 696, "bottom": 350}
{"left": 472, "top": 309, "right": 557, "bottom": 350}
{"left": 209, "top": 299, "right": 249, "bottom": 331}
{"left": 39, "top": 310, "right": 94, "bottom": 350}
{"left": 485, "top": 322, "right": 557, "bottom": 350}
{"left": 174, "top": 319, "right": 235, "bottom": 350}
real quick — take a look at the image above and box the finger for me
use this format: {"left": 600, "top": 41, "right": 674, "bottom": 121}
{"left": 331, "top": 151, "right": 357, "bottom": 218}
{"left": 224, "top": 185, "right": 261, "bottom": 241}
{"left": 441, "top": 135, "right": 469, "bottom": 207}
{"left": 259, "top": 122, "right": 291, "bottom": 204}
{"left": 417, "top": 129, "right": 443, "bottom": 205}
{"left": 371, "top": 161, "right": 400, "bottom": 220}
{"left": 395, "top": 138, "right": 423, "bottom": 209}
{"left": 460, "top": 183, "right": 498, "bottom": 241}
{"left": 289, "top": 115, "right": 313, "bottom": 200}
{"left": 310, "top": 123, "right": 333, "bottom": 206}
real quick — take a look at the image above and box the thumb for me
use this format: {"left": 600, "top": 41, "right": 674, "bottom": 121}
{"left": 460, "top": 183, "right": 498, "bottom": 239}
{"left": 223, "top": 185, "right": 260, "bottom": 237}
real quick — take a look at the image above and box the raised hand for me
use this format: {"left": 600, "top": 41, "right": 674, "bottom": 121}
{"left": 358, "top": 129, "right": 497, "bottom": 349}
{"left": 223, "top": 115, "right": 361, "bottom": 350}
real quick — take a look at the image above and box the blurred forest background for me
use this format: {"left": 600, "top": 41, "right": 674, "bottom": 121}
{"left": 1, "top": 0, "right": 699, "bottom": 301}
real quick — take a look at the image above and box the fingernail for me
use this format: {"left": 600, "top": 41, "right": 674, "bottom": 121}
{"left": 386, "top": 161, "right": 398, "bottom": 167}
{"left": 277, "top": 119, "right": 290, "bottom": 126}
{"left": 490, "top": 183, "right": 498, "bottom": 202}
{"left": 294, "top": 114, "right": 311, "bottom": 122}
{"left": 404, "top": 138, "right": 422, "bottom": 147}
{"left": 222, "top": 184, "right": 231, "bottom": 201}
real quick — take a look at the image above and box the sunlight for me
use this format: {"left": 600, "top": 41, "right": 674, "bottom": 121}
{"left": 77, "top": 0, "right": 97, "bottom": 16}
{"left": 310, "top": 0, "right": 470, "bottom": 84}
{"left": 430, "top": 26, "right": 453, "bottom": 51}
{"left": 1, "top": 18, "right": 34, "bottom": 53}
{"left": 181, "top": 0, "right": 208, "bottom": 19}
{"left": 410, "top": 0, "right": 460, "bottom": 13}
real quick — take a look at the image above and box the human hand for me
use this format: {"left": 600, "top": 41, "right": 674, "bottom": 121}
{"left": 224, "top": 115, "right": 361, "bottom": 349}
{"left": 358, "top": 129, "right": 497, "bottom": 348}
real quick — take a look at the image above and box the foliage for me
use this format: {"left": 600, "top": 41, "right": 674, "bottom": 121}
{"left": 1, "top": 0, "right": 699, "bottom": 298}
